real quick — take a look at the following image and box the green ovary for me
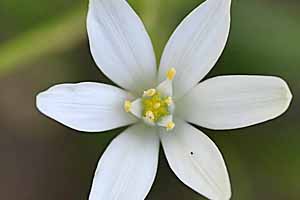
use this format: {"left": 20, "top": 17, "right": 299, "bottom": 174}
{"left": 142, "top": 92, "right": 169, "bottom": 122}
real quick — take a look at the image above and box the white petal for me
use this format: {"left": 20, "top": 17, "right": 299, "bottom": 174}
{"left": 158, "top": 0, "right": 231, "bottom": 98}
{"left": 177, "top": 76, "right": 293, "bottom": 130}
{"left": 160, "top": 119, "right": 231, "bottom": 200}
{"left": 36, "top": 83, "right": 137, "bottom": 132}
{"left": 89, "top": 124, "right": 159, "bottom": 200}
{"left": 87, "top": 0, "right": 157, "bottom": 94}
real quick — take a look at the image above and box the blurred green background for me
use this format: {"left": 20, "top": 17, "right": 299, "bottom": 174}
{"left": 1, "top": 0, "right": 299, "bottom": 199}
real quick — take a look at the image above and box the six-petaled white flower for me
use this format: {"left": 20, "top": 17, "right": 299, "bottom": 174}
{"left": 36, "top": 0, "right": 292, "bottom": 199}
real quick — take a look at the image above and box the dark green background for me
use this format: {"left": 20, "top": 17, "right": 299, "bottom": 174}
{"left": 0, "top": 0, "right": 299, "bottom": 199}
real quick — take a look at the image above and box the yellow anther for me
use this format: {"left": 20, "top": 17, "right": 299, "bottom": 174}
{"left": 153, "top": 102, "right": 161, "bottom": 109}
{"left": 166, "top": 121, "right": 175, "bottom": 131}
{"left": 166, "top": 68, "right": 176, "bottom": 80}
{"left": 124, "top": 100, "right": 132, "bottom": 112}
{"left": 145, "top": 110, "right": 155, "bottom": 121}
{"left": 165, "top": 97, "right": 173, "bottom": 106}
{"left": 143, "top": 88, "right": 156, "bottom": 97}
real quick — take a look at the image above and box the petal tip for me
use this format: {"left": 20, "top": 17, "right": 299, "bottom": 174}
{"left": 284, "top": 82, "right": 293, "bottom": 103}
{"left": 277, "top": 77, "right": 293, "bottom": 112}
{"left": 35, "top": 91, "right": 47, "bottom": 113}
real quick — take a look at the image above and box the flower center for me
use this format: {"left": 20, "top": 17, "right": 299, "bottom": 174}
{"left": 142, "top": 90, "right": 170, "bottom": 122}
{"left": 124, "top": 68, "right": 176, "bottom": 131}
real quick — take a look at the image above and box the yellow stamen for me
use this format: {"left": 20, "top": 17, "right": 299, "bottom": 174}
{"left": 124, "top": 100, "right": 132, "bottom": 112}
{"left": 165, "top": 96, "right": 173, "bottom": 106}
{"left": 166, "top": 121, "right": 175, "bottom": 131}
{"left": 153, "top": 102, "right": 161, "bottom": 109}
{"left": 143, "top": 88, "right": 156, "bottom": 97}
{"left": 166, "top": 68, "right": 176, "bottom": 80}
{"left": 145, "top": 110, "right": 155, "bottom": 122}
{"left": 142, "top": 92, "right": 170, "bottom": 122}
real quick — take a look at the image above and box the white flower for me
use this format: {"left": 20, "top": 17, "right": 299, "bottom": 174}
{"left": 36, "top": 0, "right": 292, "bottom": 199}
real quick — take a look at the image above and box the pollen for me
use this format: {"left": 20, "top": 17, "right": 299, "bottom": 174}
{"left": 143, "top": 88, "right": 156, "bottom": 97}
{"left": 145, "top": 110, "right": 155, "bottom": 122}
{"left": 124, "top": 100, "right": 132, "bottom": 112}
{"left": 166, "top": 121, "right": 175, "bottom": 131}
{"left": 166, "top": 68, "right": 176, "bottom": 80}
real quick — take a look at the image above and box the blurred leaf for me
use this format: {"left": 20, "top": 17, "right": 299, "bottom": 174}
{"left": 216, "top": 0, "right": 300, "bottom": 80}
{"left": 0, "top": 4, "right": 86, "bottom": 77}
